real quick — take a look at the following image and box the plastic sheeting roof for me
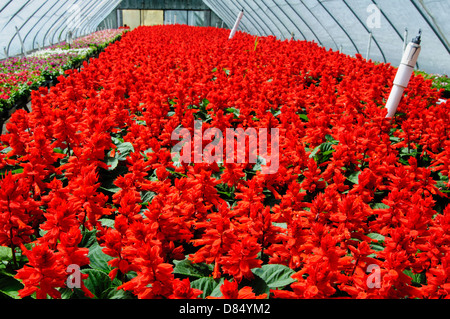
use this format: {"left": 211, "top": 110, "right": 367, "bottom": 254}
{"left": 1, "top": 0, "right": 449, "bottom": 75}
{"left": 203, "top": 0, "right": 450, "bottom": 76}
{"left": 0, "top": 0, "right": 121, "bottom": 58}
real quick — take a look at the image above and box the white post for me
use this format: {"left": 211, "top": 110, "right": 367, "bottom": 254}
{"left": 385, "top": 30, "right": 422, "bottom": 118}
{"left": 15, "top": 26, "right": 27, "bottom": 57}
{"left": 174, "top": 14, "right": 177, "bottom": 24}
{"left": 3, "top": 46, "right": 8, "bottom": 58}
{"left": 403, "top": 28, "right": 408, "bottom": 52}
{"left": 229, "top": 9, "right": 244, "bottom": 40}
{"left": 366, "top": 31, "right": 372, "bottom": 60}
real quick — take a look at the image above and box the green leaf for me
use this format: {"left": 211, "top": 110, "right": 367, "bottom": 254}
{"left": 324, "top": 134, "right": 338, "bottom": 144}
{"left": 272, "top": 222, "right": 287, "bottom": 229}
{"left": 141, "top": 191, "right": 156, "bottom": 205}
{"left": 0, "top": 272, "right": 23, "bottom": 299}
{"left": 80, "top": 229, "right": 98, "bottom": 248}
{"left": 252, "top": 156, "right": 266, "bottom": 172}
{"left": 367, "top": 232, "right": 385, "bottom": 243}
{"left": 99, "top": 218, "right": 115, "bottom": 229}
{"left": 367, "top": 233, "right": 385, "bottom": 252}
{"left": 371, "top": 203, "right": 390, "bottom": 209}
{"left": 240, "top": 273, "right": 269, "bottom": 298}
{"left": 347, "top": 171, "right": 362, "bottom": 184}
{"left": 0, "top": 246, "right": 12, "bottom": 261}
{"left": 251, "top": 264, "right": 295, "bottom": 289}
{"left": 224, "top": 107, "right": 240, "bottom": 118}
{"left": 81, "top": 269, "right": 112, "bottom": 299}
{"left": 309, "top": 145, "right": 321, "bottom": 159}
{"left": 173, "top": 259, "right": 213, "bottom": 278}
{"left": 0, "top": 146, "right": 12, "bottom": 154}
{"left": 209, "top": 277, "right": 225, "bottom": 297}
{"left": 101, "top": 287, "right": 135, "bottom": 299}
{"left": 88, "top": 242, "right": 113, "bottom": 273}
{"left": 116, "top": 142, "right": 135, "bottom": 161}
{"left": 268, "top": 108, "right": 281, "bottom": 117}
{"left": 190, "top": 277, "right": 222, "bottom": 299}
{"left": 254, "top": 36, "right": 259, "bottom": 51}
{"left": 105, "top": 156, "right": 119, "bottom": 171}
{"left": 53, "top": 147, "right": 64, "bottom": 154}
{"left": 403, "top": 269, "right": 426, "bottom": 287}
{"left": 389, "top": 136, "right": 400, "bottom": 143}
{"left": 298, "top": 113, "right": 309, "bottom": 122}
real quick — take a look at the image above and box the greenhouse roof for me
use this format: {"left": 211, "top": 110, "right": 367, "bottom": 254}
{"left": 1, "top": 0, "right": 449, "bottom": 75}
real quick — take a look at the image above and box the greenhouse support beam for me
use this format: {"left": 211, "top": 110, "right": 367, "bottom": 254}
{"left": 234, "top": 0, "right": 267, "bottom": 35}
{"left": 284, "top": 1, "right": 323, "bottom": 46}
{"left": 366, "top": 31, "right": 373, "bottom": 60}
{"left": 272, "top": 1, "right": 306, "bottom": 41}
{"left": 15, "top": 26, "right": 27, "bottom": 57}
{"left": 403, "top": 28, "right": 408, "bottom": 52}
{"left": 341, "top": 0, "right": 386, "bottom": 63}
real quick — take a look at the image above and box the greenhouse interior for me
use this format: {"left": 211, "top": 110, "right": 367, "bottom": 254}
{"left": 0, "top": 0, "right": 449, "bottom": 302}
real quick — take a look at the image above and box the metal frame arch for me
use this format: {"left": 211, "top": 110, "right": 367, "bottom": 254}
{"left": 0, "top": 1, "right": 13, "bottom": 15}
{"left": 256, "top": 0, "right": 289, "bottom": 39}
{"left": 6, "top": 0, "right": 48, "bottom": 55}
{"left": 42, "top": 0, "right": 84, "bottom": 46}
{"left": 233, "top": 0, "right": 273, "bottom": 36}
{"left": 0, "top": 0, "right": 32, "bottom": 33}
{"left": 292, "top": 0, "right": 340, "bottom": 49}
{"left": 371, "top": 0, "right": 406, "bottom": 45}
{"left": 268, "top": 0, "right": 307, "bottom": 41}
{"left": 31, "top": 0, "right": 72, "bottom": 49}
{"left": 242, "top": 0, "right": 281, "bottom": 37}
{"left": 59, "top": 0, "right": 107, "bottom": 39}
{"left": 51, "top": 0, "right": 101, "bottom": 44}
{"left": 23, "top": 0, "right": 70, "bottom": 51}
{"left": 82, "top": 0, "right": 121, "bottom": 35}
{"left": 340, "top": 0, "right": 387, "bottom": 62}
{"left": 285, "top": 0, "right": 324, "bottom": 46}
{"left": 410, "top": 0, "right": 449, "bottom": 54}
{"left": 312, "top": 0, "right": 358, "bottom": 53}
{"left": 206, "top": 0, "right": 238, "bottom": 31}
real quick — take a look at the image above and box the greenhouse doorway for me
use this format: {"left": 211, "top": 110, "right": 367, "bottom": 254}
{"left": 122, "top": 10, "right": 164, "bottom": 30}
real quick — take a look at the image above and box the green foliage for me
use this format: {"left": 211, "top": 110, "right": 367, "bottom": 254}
{"left": 414, "top": 70, "right": 450, "bottom": 95}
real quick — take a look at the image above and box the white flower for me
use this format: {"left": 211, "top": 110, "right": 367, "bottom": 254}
{"left": 30, "top": 48, "right": 94, "bottom": 57}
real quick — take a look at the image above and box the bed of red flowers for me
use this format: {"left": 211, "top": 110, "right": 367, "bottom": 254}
{"left": 0, "top": 25, "right": 449, "bottom": 299}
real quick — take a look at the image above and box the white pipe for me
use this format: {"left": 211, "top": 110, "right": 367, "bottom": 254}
{"left": 15, "top": 26, "right": 27, "bottom": 57}
{"left": 366, "top": 31, "right": 372, "bottom": 60}
{"left": 385, "top": 30, "right": 422, "bottom": 118}
{"left": 403, "top": 28, "right": 408, "bottom": 52}
{"left": 229, "top": 9, "right": 244, "bottom": 40}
